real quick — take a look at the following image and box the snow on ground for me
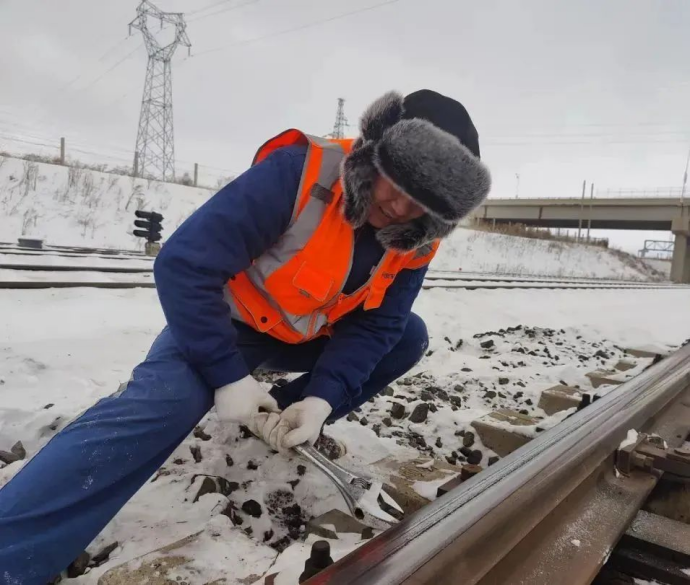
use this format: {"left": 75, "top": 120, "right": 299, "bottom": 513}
{"left": 433, "top": 227, "right": 664, "bottom": 281}
{"left": 1, "top": 154, "right": 663, "bottom": 282}
{"left": 1, "top": 285, "right": 690, "bottom": 581}
{"left": 0, "top": 154, "right": 212, "bottom": 250}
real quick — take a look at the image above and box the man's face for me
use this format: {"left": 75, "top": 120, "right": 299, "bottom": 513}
{"left": 367, "top": 174, "right": 425, "bottom": 229}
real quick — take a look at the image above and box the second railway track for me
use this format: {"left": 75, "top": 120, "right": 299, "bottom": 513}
{"left": 0, "top": 265, "right": 686, "bottom": 290}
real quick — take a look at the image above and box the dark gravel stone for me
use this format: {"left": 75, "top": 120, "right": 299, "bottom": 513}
{"left": 383, "top": 386, "right": 395, "bottom": 396}
{"left": 225, "top": 454, "right": 234, "bottom": 467}
{"left": 450, "top": 396, "right": 463, "bottom": 407}
{"left": 193, "top": 477, "right": 218, "bottom": 502}
{"left": 247, "top": 460, "right": 259, "bottom": 470}
{"left": 455, "top": 429, "right": 466, "bottom": 437}
{"left": 297, "top": 464, "right": 307, "bottom": 476}
{"left": 435, "top": 437, "right": 443, "bottom": 448}
{"left": 484, "top": 391, "right": 497, "bottom": 400}
{"left": 67, "top": 552, "right": 91, "bottom": 578}
{"left": 498, "top": 378, "right": 509, "bottom": 385}
{"left": 242, "top": 499, "right": 263, "bottom": 518}
{"left": 390, "top": 402, "right": 406, "bottom": 419}
{"left": 525, "top": 399, "right": 533, "bottom": 406}
{"left": 409, "top": 403, "right": 429, "bottom": 423}
{"left": 43, "top": 403, "right": 54, "bottom": 409}
{"left": 445, "top": 455, "right": 457, "bottom": 465}
{"left": 420, "top": 389, "right": 434, "bottom": 402}
{"left": 220, "top": 480, "right": 240, "bottom": 496}
{"left": 239, "top": 425, "right": 253, "bottom": 439}
{"left": 433, "top": 388, "right": 449, "bottom": 402}
{"left": 372, "top": 423, "right": 381, "bottom": 436}
{"left": 362, "top": 526, "right": 375, "bottom": 539}
{"left": 359, "top": 417, "right": 368, "bottom": 426}
{"left": 519, "top": 409, "right": 530, "bottom": 416}
{"left": 462, "top": 432, "right": 475, "bottom": 448}
{"left": 480, "top": 339, "right": 495, "bottom": 349}
{"left": 461, "top": 367, "right": 472, "bottom": 372}
{"left": 514, "top": 392, "right": 524, "bottom": 399}
{"left": 263, "top": 529, "right": 274, "bottom": 542}
{"left": 459, "top": 446, "right": 473, "bottom": 458}
{"left": 428, "top": 403, "right": 438, "bottom": 413}
{"left": 382, "top": 417, "right": 393, "bottom": 427}
{"left": 412, "top": 434, "right": 427, "bottom": 448}
{"left": 11, "top": 441, "right": 25, "bottom": 459}
{"left": 189, "top": 445, "right": 202, "bottom": 463}
{"left": 193, "top": 426, "right": 212, "bottom": 441}
{"left": 91, "top": 542, "right": 119, "bottom": 567}
{"left": 453, "top": 384, "right": 465, "bottom": 393}
{"left": 271, "top": 536, "right": 291, "bottom": 552}
{"left": 467, "top": 450, "right": 483, "bottom": 465}
{"left": 455, "top": 339, "right": 464, "bottom": 350}
{"left": 488, "top": 456, "right": 500, "bottom": 466}
{"left": 347, "top": 412, "right": 359, "bottom": 423}
{"left": 288, "top": 479, "right": 300, "bottom": 490}
{"left": 516, "top": 381, "right": 526, "bottom": 388}
{"left": 0, "top": 450, "right": 20, "bottom": 465}
{"left": 595, "top": 350, "right": 610, "bottom": 359}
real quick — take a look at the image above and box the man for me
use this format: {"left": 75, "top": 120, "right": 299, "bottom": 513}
{"left": 0, "top": 89, "right": 490, "bottom": 581}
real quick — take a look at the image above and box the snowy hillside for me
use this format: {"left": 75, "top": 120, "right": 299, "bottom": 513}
{"left": 0, "top": 154, "right": 662, "bottom": 281}
{"left": 432, "top": 227, "right": 663, "bottom": 281}
{"left": 0, "top": 155, "right": 213, "bottom": 250}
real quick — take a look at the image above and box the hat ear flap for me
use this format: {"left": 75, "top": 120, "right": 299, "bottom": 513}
{"left": 341, "top": 140, "right": 378, "bottom": 229}
{"left": 376, "top": 214, "right": 457, "bottom": 252}
{"left": 360, "top": 91, "right": 404, "bottom": 142}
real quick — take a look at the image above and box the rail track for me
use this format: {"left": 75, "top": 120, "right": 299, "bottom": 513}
{"left": 0, "top": 265, "right": 686, "bottom": 291}
{"left": 303, "top": 344, "right": 690, "bottom": 585}
{"left": 1, "top": 243, "right": 684, "bottom": 290}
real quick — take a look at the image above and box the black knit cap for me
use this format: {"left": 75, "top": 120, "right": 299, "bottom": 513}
{"left": 403, "top": 89, "right": 481, "bottom": 159}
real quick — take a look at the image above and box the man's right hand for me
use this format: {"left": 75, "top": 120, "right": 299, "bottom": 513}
{"left": 214, "top": 376, "right": 280, "bottom": 435}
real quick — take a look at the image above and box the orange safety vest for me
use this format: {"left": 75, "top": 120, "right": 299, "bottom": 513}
{"left": 225, "top": 129, "right": 439, "bottom": 344}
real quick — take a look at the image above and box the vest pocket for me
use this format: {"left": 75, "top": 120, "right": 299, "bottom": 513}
{"left": 292, "top": 262, "right": 334, "bottom": 303}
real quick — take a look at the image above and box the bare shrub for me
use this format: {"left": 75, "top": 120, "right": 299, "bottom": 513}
{"left": 215, "top": 175, "right": 235, "bottom": 189}
{"left": 125, "top": 184, "right": 145, "bottom": 211}
{"left": 21, "top": 207, "right": 39, "bottom": 235}
{"left": 471, "top": 220, "right": 609, "bottom": 248}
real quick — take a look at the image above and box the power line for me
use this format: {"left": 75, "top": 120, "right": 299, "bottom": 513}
{"left": 76, "top": 42, "right": 144, "bottom": 93}
{"left": 191, "top": 0, "right": 401, "bottom": 57}
{"left": 188, "top": 0, "right": 240, "bottom": 16}
{"left": 188, "top": 0, "right": 259, "bottom": 22}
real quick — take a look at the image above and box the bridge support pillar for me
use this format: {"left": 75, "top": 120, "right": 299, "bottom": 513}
{"left": 671, "top": 215, "right": 690, "bottom": 283}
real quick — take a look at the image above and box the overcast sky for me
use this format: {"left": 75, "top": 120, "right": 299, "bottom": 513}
{"left": 2, "top": 0, "right": 689, "bottom": 251}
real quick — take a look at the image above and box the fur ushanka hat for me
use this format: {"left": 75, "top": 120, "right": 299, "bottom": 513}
{"left": 341, "top": 89, "right": 491, "bottom": 251}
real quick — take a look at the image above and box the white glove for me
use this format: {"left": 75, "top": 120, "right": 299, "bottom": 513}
{"left": 214, "top": 376, "right": 280, "bottom": 436}
{"left": 256, "top": 397, "right": 332, "bottom": 453}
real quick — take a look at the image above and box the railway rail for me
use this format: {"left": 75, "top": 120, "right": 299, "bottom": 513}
{"left": 0, "top": 266, "right": 686, "bottom": 291}
{"left": 303, "top": 344, "right": 690, "bottom": 585}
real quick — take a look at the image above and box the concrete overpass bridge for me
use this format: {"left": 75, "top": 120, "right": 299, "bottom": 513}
{"left": 473, "top": 197, "right": 690, "bottom": 283}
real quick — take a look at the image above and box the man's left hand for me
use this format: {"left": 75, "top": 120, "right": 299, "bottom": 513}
{"left": 255, "top": 397, "right": 332, "bottom": 452}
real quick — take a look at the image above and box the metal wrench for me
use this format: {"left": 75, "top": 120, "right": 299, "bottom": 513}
{"left": 294, "top": 443, "right": 404, "bottom": 531}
